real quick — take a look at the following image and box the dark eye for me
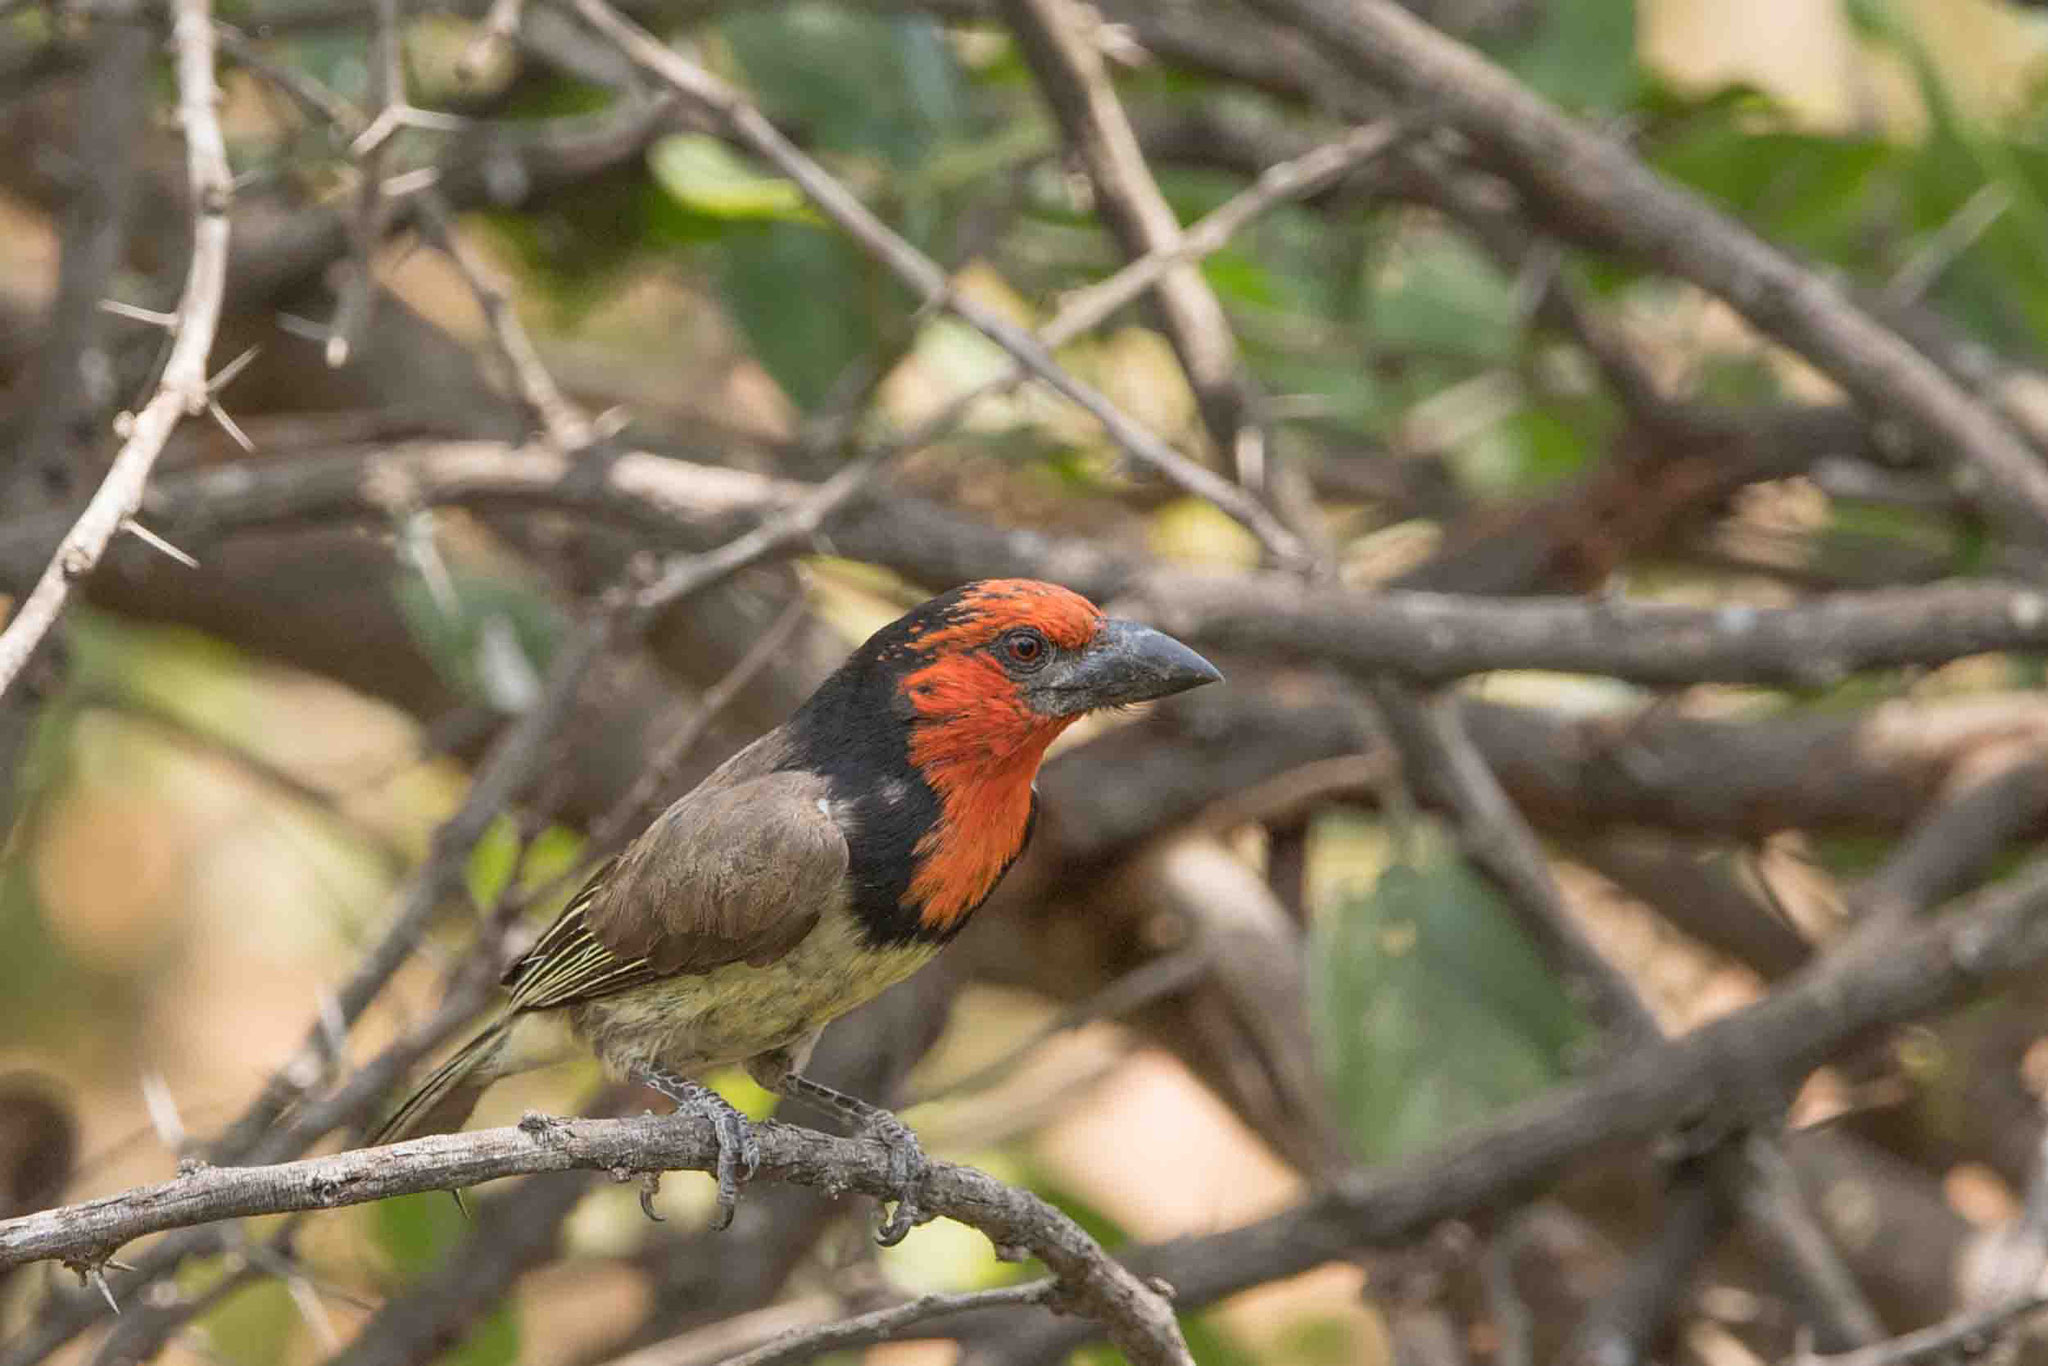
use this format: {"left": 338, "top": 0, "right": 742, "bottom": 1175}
{"left": 1002, "top": 628, "right": 1049, "bottom": 671}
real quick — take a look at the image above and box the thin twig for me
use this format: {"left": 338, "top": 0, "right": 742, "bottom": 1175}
{"left": 588, "top": 591, "right": 812, "bottom": 853}
{"left": 700, "top": 1280, "right": 1058, "bottom": 1366}
{"left": 328, "top": 0, "right": 404, "bottom": 367}
{"left": 1044, "top": 119, "right": 1403, "bottom": 349}
{"left": 213, "top": 21, "right": 364, "bottom": 134}
{"left": 1797, "top": 1295, "right": 2048, "bottom": 1366}
{"left": 1001, "top": 0, "right": 1290, "bottom": 529}
{"left": 0, "top": 0, "right": 231, "bottom": 701}
{"left": 413, "top": 188, "right": 599, "bottom": 452}
{"left": 1365, "top": 679, "right": 1660, "bottom": 1040}
{"left": 563, "top": 0, "right": 1309, "bottom": 569}
{"left": 1241, "top": 0, "right": 2048, "bottom": 540}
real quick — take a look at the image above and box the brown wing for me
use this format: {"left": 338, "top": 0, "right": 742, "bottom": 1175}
{"left": 503, "top": 761, "right": 848, "bottom": 1013}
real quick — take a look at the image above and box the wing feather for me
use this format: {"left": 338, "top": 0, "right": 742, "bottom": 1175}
{"left": 502, "top": 769, "right": 848, "bottom": 1013}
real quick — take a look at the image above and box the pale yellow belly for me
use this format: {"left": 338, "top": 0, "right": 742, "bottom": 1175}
{"left": 560, "top": 908, "right": 939, "bottom": 1080}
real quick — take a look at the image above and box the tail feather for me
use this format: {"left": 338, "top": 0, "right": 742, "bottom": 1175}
{"left": 369, "top": 1019, "right": 511, "bottom": 1146}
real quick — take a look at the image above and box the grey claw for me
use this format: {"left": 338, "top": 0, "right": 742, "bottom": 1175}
{"left": 638, "top": 1070, "right": 758, "bottom": 1233}
{"left": 707, "top": 1104, "right": 758, "bottom": 1232}
{"left": 638, "top": 1172, "right": 666, "bottom": 1223}
{"left": 866, "top": 1113, "right": 930, "bottom": 1248}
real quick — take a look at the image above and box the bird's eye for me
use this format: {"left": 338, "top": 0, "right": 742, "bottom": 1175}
{"left": 1002, "top": 628, "right": 1049, "bottom": 671}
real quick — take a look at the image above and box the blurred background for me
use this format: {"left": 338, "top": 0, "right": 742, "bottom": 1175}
{"left": 6, "top": 0, "right": 2048, "bottom": 1364}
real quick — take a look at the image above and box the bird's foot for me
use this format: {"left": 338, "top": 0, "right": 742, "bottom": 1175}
{"left": 780, "top": 1074, "right": 930, "bottom": 1247}
{"left": 860, "top": 1106, "right": 931, "bottom": 1247}
{"left": 639, "top": 1070, "right": 761, "bottom": 1231}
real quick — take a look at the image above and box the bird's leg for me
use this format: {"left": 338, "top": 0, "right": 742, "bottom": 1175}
{"left": 638, "top": 1070, "right": 760, "bottom": 1231}
{"left": 778, "top": 1074, "right": 930, "bottom": 1246}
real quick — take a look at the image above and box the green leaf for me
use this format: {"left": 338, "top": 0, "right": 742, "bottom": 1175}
{"left": 391, "top": 567, "right": 564, "bottom": 714}
{"left": 1309, "top": 819, "right": 1585, "bottom": 1162}
{"left": 719, "top": 5, "right": 960, "bottom": 169}
{"left": 374, "top": 1192, "right": 471, "bottom": 1278}
{"left": 1365, "top": 231, "right": 1519, "bottom": 366}
{"left": 648, "top": 134, "right": 815, "bottom": 223}
{"left": 200, "top": 1279, "right": 299, "bottom": 1366}
{"left": 1487, "top": 0, "right": 1638, "bottom": 112}
{"left": 715, "top": 221, "right": 915, "bottom": 411}
{"left": 373, "top": 1195, "right": 522, "bottom": 1365}
{"left": 1652, "top": 120, "right": 1898, "bottom": 264}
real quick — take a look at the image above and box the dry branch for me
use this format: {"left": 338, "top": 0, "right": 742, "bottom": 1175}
{"left": 1239, "top": 0, "right": 2048, "bottom": 540}
{"left": 950, "top": 847, "right": 2048, "bottom": 1358}
{"left": 563, "top": 0, "right": 1311, "bottom": 568}
{"left": 24, "top": 441, "right": 2048, "bottom": 687}
{"left": 0, "top": 1116, "right": 1189, "bottom": 1366}
{"left": 0, "top": 0, "right": 230, "bottom": 699}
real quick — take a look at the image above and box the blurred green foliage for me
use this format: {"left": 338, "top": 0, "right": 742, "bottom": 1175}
{"left": 1310, "top": 818, "right": 1587, "bottom": 1161}
{"left": 15, "top": 3, "right": 2048, "bottom": 1362}
{"left": 374, "top": 1196, "right": 521, "bottom": 1365}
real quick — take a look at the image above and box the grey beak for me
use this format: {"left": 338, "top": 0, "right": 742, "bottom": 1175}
{"left": 1038, "top": 618, "right": 1223, "bottom": 715}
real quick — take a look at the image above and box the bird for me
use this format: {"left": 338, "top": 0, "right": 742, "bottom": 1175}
{"left": 369, "top": 578, "right": 1221, "bottom": 1242}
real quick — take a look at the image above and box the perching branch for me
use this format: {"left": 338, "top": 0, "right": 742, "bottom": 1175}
{"left": 0, "top": 1116, "right": 1190, "bottom": 1366}
{"left": 0, "top": 0, "right": 231, "bottom": 700}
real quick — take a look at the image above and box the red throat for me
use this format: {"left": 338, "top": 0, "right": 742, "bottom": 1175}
{"left": 901, "top": 652, "right": 1075, "bottom": 931}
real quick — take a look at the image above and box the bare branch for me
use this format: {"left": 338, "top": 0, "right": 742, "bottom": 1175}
{"left": 15, "top": 441, "right": 2048, "bottom": 687}
{"left": 619, "top": 1280, "right": 1060, "bottom": 1366}
{"left": 1043, "top": 119, "right": 1402, "bottom": 349}
{"left": 0, "top": 1118, "right": 1190, "bottom": 1366}
{"left": 1001, "top": 0, "right": 1304, "bottom": 539}
{"left": 1366, "top": 679, "right": 1659, "bottom": 1041}
{"left": 0, "top": 0, "right": 231, "bottom": 700}
{"left": 563, "top": 0, "right": 1311, "bottom": 569}
{"left": 328, "top": 0, "right": 405, "bottom": 368}
{"left": 1801, "top": 1294, "right": 2048, "bottom": 1366}
{"left": 953, "top": 847, "right": 2048, "bottom": 1358}
{"left": 1239, "top": 0, "right": 2048, "bottom": 541}
{"left": 412, "top": 189, "right": 600, "bottom": 453}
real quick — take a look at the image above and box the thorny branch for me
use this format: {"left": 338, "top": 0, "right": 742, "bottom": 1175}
{"left": 19, "top": 440, "right": 2048, "bottom": 688}
{"left": 0, "top": 0, "right": 231, "bottom": 700}
{"left": 1241, "top": 0, "right": 2048, "bottom": 540}
{"left": 564, "top": 0, "right": 1312, "bottom": 569}
{"left": 0, "top": 1117, "right": 1190, "bottom": 1366}
{"left": 9, "top": 0, "right": 2048, "bottom": 1362}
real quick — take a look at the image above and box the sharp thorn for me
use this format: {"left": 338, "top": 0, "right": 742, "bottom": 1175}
{"left": 88, "top": 1266, "right": 120, "bottom": 1314}
{"left": 122, "top": 520, "right": 200, "bottom": 569}
{"left": 98, "top": 299, "right": 179, "bottom": 329}
{"left": 207, "top": 344, "right": 262, "bottom": 395}
{"left": 207, "top": 401, "right": 256, "bottom": 454}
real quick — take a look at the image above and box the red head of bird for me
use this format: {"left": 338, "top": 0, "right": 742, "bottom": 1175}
{"left": 787, "top": 578, "right": 1221, "bottom": 941}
